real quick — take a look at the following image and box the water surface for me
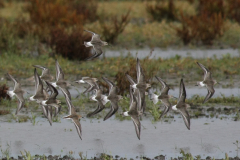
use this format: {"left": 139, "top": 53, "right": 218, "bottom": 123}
{"left": 105, "top": 48, "right": 239, "bottom": 59}
{"left": 0, "top": 117, "right": 239, "bottom": 159}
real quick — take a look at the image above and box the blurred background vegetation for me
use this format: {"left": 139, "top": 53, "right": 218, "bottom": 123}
{"left": 0, "top": 0, "right": 240, "bottom": 95}
{"left": 0, "top": 0, "right": 240, "bottom": 61}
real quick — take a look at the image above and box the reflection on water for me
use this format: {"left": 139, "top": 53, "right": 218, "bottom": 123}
{"left": 0, "top": 117, "right": 239, "bottom": 159}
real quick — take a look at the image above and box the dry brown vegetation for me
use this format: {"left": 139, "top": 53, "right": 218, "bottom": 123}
{"left": 22, "top": 0, "right": 99, "bottom": 60}
{"left": 49, "top": 27, "right": 92, "bottom": 60}
{"left": 175, "top": 12, "right": 225, "bottom": 45}
{"left": 172, "top": 0, "right": 226, "bottom": 45}
{"left": 0, "top": 84, "right": 10, "bottom": 101}
{"left": 227, "top": 0, "right": 240, "bottom": 23}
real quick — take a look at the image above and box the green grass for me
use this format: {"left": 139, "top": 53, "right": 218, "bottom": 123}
{"left": 1, "top": 52, "right": 240, "bottom": 83}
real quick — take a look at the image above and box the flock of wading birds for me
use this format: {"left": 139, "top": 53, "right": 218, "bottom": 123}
{"left": 6, "top": 30, "right": 217, "bottom": 140}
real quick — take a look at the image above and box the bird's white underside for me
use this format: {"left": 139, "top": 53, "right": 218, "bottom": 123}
{"left": 79, "top": 80, "right": 85, "bottom": 83}
{"left": 41, "top": 100, "right": 47, "bottom": 106}
{"left": 152, "top": 94, "right": 159, "bottom": 104}
{"left": 7, "top": 90, "right": 15, "bottom": 97}
{"left": 87, "top": 42, "right": 93, "bottom": 46}
{"left": 91, "top": 95, "right": 97, "bottom": 102}
{"left": 51, "top": 82, "right": 58, "bottom": 87}
{"left": 200, "top": 81, "right": 206, "bottom": 87}
{"left": 132, "top": 84, "right": 137, "bottom": 89}
{"left": 102, "top": 95, "right": 109, "bottom": 105}
{"left": 172, "top": 105, "right": 177, "bottom": 111}
{"left": 29, "top": 96, "right": 35, "bottom": 101}
{"left": 123, "top": 111, "right": 129, "bottom": 116}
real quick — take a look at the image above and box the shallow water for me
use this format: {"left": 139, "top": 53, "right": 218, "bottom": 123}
{"left": 105, "top": 48, "right": 240, "bottom": 59}
{"left": 0, "top": 116, "right": 239, "bottom": 159}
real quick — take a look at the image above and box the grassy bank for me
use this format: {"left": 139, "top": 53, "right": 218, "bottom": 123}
{"left": 0, "top": 52, "right": 240, "bottom": 81}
